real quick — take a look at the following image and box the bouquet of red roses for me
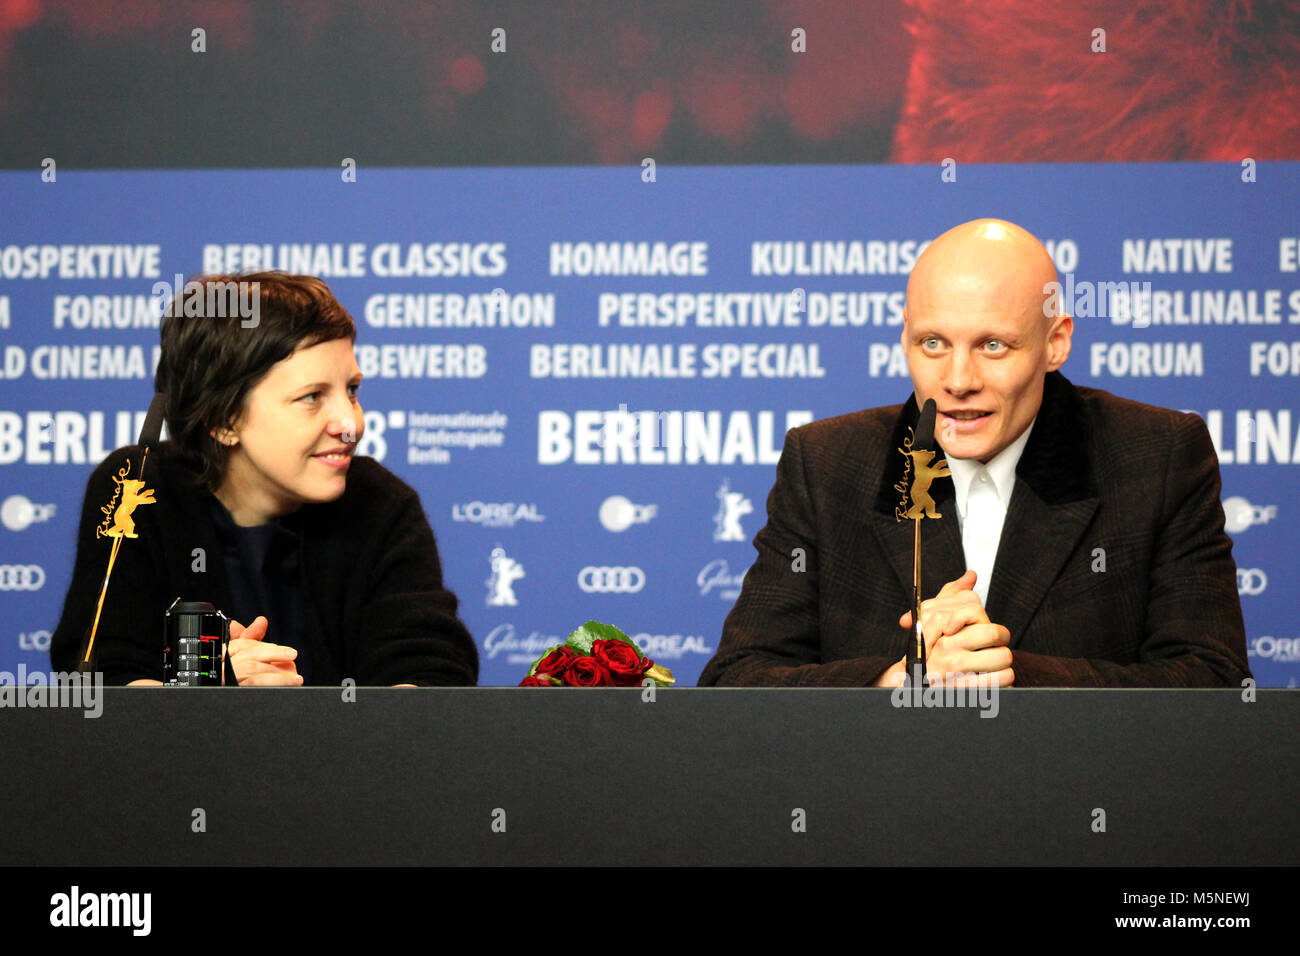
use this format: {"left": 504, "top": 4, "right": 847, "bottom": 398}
{"left": 520, "top": 620, "right": 675, "bottom": 687}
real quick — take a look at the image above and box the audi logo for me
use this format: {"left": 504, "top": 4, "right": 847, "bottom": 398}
{"left": 0, "top": 564, "right": 45, "bottom": 590}
{"left": 578, "top": 565, "right": 646, "bottom": 593}
{"left": 1237, "top": 568, "right": 1267, "bottom": 596}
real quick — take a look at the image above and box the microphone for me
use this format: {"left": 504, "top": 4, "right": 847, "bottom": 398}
{"left": 913, "top": 397, "right": 937, "bottom": 455}
{"left": 138, "top": 392, "right": 166, "bottom": 451}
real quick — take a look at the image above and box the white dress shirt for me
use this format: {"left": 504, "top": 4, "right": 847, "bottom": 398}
{"left": 945, "top": 418, "right": 1036, "bottom": 607}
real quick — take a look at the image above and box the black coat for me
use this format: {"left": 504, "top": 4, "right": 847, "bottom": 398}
{"left": 699, "top": 372, "right": 1250, "bottom": 687}
{"left": 50, "top": 442, "right": 478, "bottom": 686}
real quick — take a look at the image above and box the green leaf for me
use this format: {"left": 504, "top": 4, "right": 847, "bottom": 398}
{"left": 566, "top": 620, "right": 641, "bottom": 658}
{"left": 565, "top": 624, "right": 596, "bottom": 655}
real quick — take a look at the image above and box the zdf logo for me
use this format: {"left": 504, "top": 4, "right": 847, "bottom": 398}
{"left": 1237, "top": 568, "right": 1267, "bottom": 596}
{"left": 1223, "top": 496, "right": 1277, "bottom": 534}
{"left": 577, "top": 566, "right": 646, "bottom": 593}
{"left": 599, "top": 496, "right": 657, "bottom": 532}
{"left": 0, "top": 565, "right": 45, "bottom": 590}
{"left": 2, "top": 495, "right": 56, "bottom": 531}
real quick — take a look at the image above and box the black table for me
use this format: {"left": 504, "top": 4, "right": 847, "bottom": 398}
{"left": 2, "top": 688, "right": 1294, "bottom": 866}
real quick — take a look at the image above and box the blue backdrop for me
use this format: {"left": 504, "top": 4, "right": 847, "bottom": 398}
{"left": 2, "top": 162, "right": 1296, "bottom": 685}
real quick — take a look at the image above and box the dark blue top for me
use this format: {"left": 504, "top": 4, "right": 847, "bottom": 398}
{"left": 207, "top": 495, "right": 310, "bottom": 683}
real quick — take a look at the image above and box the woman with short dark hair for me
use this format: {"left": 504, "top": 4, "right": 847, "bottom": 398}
{"left": 51, "top": 272, "right": 478, "bottom": 686}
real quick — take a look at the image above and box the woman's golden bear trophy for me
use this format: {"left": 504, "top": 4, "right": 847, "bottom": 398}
{"left": 77, "top": 394, "right": 166, "bottom": 674}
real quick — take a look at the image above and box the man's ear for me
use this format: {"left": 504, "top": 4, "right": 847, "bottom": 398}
{"left": 1046, "top": 314, "right": 1073, "bottom": 371}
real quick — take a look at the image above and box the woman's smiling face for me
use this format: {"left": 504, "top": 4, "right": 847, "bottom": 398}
{"left": 214, "top": 337, "right": 364, "bottom": 526}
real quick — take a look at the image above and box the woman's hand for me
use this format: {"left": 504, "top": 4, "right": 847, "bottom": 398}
{"left": 228, "top": 615, "right": 303, "bottom": 686}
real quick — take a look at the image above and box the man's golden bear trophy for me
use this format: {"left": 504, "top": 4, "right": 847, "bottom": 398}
{"left": 894, "top": 398, "right": 949, "bottom": 685}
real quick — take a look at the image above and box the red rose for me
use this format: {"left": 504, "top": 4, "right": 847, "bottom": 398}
{"left": 519, "top": 674, "right": 551, "bottom": 686}
{"left": 592, "top": 639, "right": 645, "bottom": 686}
{"left": 535, "top": 646, "right": 578, "bottom": 677}
{"left": 564, "top": 656, "right": 611, "bottom": 686}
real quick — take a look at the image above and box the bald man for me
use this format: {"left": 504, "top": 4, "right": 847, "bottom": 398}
{"left": 698, "top": 219, "right": 1249, "bottom": 687}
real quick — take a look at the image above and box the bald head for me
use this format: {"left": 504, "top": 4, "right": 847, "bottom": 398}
{"left": 906, "top": 219, "right": 1059, "bottom": 328}
{"left": 901, "top": 218, "right": 1073, "bottom": 462}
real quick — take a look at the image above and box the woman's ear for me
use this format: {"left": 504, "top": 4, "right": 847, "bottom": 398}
{"left": 210, "top": 423, "right": 239, "bottom": 447}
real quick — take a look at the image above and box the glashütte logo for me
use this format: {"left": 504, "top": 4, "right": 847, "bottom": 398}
{"left": 452, "top": 501, "right": 545, "bottom": 528}
{"left": 486, "top": 547, "right": 525, "bottom": 606}
{"left": 697, "top": 559, "right": 747, "bottom": 600}
{"left": 1, "top": 495, "right": 55, "bottom": 531}
{"left": 577, "top": 566, "right": 645, "bottom": 593}
{"left": 49, "top": 886, "right": 150, "bottom": 935}
{"left": 713, "top": 479, "right": 753, "bottom": 542}
{"left": 598, "top": 495, "right": 657, "bottom": 532}
{"left": 1222, "top": 496, "right": 1278, "bottom": 534}
{"left": 482, "top": 623, "right": 565, "bottom": 664}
